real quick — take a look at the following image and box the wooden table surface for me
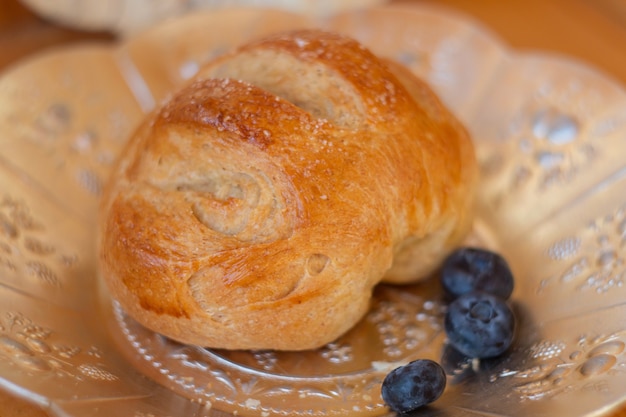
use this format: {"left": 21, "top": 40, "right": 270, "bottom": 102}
{"left": 0, "top": 0, "right": 625, "bottom": 416}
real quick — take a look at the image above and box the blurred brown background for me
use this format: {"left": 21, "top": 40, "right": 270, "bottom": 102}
{"left": 3, "top": 0, "right": 626, "bottom": 82}
{"left": 1, "top": 0, "right": 626, "bottom": 416}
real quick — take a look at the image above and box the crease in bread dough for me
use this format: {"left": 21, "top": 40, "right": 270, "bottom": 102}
{"left": 306, "top": 253, "right": 330, "bottom": 276}
{"left": 144, "top": 154, "right": 294, "bottom": 243}
{"left": 187, "top": 250, "right": 312, "bottom": 310}
{"left": 199, "top": 49, "right": 366, "bottom": 129}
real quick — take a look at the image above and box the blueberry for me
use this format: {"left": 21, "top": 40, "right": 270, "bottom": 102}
{"left": 444, "top": 292, "right": 515, "bottom": 358}
{"left": 381, "top": 359, "right": 446, "bottom": 413}
{"left": 441, "top": 247, "right": 514, "bottom": 300}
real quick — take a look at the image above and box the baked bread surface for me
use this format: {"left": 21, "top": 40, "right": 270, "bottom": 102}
{"left": 98, "top": 29, "right": 477, "bottom": 350}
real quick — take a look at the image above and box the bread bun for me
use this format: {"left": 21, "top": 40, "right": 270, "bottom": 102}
{"left": 98, "top": 29, "right": 477, "bottom": 350}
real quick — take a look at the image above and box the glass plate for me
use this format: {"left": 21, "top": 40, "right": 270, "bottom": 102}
{"left": 1, "top": 3, "right": 626, "bottom": 416}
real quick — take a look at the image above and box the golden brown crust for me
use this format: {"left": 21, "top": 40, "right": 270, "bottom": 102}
{"left": 98, "top": 29, "right": 477, "bottom": 350}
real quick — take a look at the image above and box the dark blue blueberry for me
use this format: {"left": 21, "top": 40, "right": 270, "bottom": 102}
{"left": 381, "top": 359, "right": 446, "bottom": 413}
{"left": 444, "top": 292, "right": 515, "bottom": 358}
{"left": 441, "top": 247, "right": 514, "bottom": 300}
